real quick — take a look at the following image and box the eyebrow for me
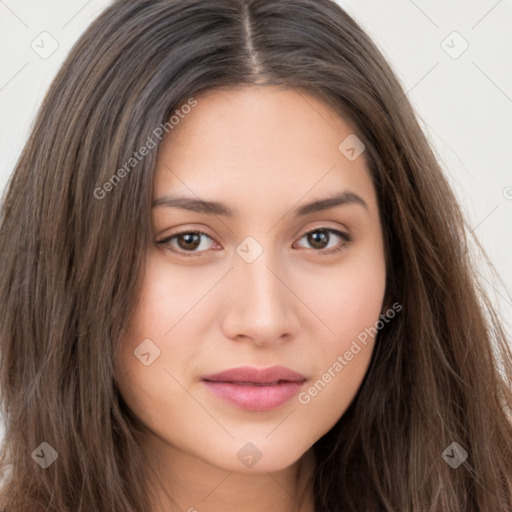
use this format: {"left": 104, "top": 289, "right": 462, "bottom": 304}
{"left": 152, "top": 191, "right": 368, "bottom": 217}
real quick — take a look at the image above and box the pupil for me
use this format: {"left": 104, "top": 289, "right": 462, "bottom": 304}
{"left": 308, "top": 230, "right": 328, "bottom": 249}
{"left": 178, "top": 233, "right": 201, "bottom": 250}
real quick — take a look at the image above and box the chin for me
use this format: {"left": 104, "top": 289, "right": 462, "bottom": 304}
{"left": 204, "top": 436, "right": 312, "bottom": 474}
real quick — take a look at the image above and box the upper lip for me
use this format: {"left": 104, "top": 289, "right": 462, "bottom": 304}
{"left": 202, "top": 365, "right": 306, "bottom": 385}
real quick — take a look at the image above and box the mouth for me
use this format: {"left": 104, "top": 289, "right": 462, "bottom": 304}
{"left": 201, "top": 366, "right": 307, "bottom": 411}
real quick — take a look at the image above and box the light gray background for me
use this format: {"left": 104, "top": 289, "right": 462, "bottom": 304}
{"left": 1, "top": 1, "right": 511, "bottom": 443}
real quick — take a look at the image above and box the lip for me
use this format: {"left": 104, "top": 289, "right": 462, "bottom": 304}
{"left": 201, "top": 365, "right": 307, "bottom": 411}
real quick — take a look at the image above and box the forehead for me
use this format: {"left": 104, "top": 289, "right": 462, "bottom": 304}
{"left": 154, "top": 85, "right": 378, "bottom": 218}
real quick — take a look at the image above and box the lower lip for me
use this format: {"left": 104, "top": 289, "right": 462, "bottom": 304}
{"left": 202, "top": 380, "right": 306, "bottom": 411}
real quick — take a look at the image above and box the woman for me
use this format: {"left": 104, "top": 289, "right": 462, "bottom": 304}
{"left": 0, "top": 0, "right": 511, "bottom": 510}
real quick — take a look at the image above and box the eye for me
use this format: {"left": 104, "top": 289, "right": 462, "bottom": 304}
{"left": 157, "top": 230, "right": 219, "bottom": 256}
{"left": 293, "top": 228, "right": 352, "bottom": 255}
{"left": 157, "top": 227, "right": 352, "bottom": 257}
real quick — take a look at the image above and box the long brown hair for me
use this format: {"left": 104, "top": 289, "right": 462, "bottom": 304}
{"left": 1, "top": 0, "right": 511, "bottom": 510}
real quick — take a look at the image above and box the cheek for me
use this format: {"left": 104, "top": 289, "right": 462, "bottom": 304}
{"left": 294, "top": 241, "right": 386, "bottom": 419}
{"left": 295, "top": 288, "right": 384, "bottom": 439}
{"left": 295, "top": 350, "right": 372, "bottom": 444}
{"left": 123, "top": 255, "right": 216, "bottom": 341}
{"left": 305, "top": 242, "right": 386, "bottom": 347}
{"left": 114, "top": 257, "right": 216, "bottom": 421}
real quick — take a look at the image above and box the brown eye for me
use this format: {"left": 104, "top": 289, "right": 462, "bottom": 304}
{"left": 307, "top": 230, "right": 330, "bottom": 249}
{"left": 157, "top": 230, "right": 218, "bottom": 255}
{"left": 176, "top": 232, "right": 202, "bottom": 250}
{"left": 295, "top": 228, "right": 352, "bottom": 254}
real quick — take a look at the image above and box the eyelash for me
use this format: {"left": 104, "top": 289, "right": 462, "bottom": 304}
{"left": 156, "top": 227, "right": 353, "bottom": 257}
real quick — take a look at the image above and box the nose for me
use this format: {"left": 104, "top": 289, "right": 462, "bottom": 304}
{"left": 220, "top": 249, "right": 300, "bottom": 346}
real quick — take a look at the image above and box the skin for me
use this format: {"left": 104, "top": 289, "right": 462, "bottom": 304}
{"left": 115, "top": 85, "right": 387, "bottom": 512}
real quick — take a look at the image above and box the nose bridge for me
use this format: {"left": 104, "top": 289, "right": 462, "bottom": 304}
{"left": 242, "top": 253, "right": 282, "bottom": 310}
{"left": 221, "top": 243, "right": 297, "bottom": 342}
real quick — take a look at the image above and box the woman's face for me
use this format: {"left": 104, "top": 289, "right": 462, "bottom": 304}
{"left": 116, "top": 85, "right": 386, "bottom": 475}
